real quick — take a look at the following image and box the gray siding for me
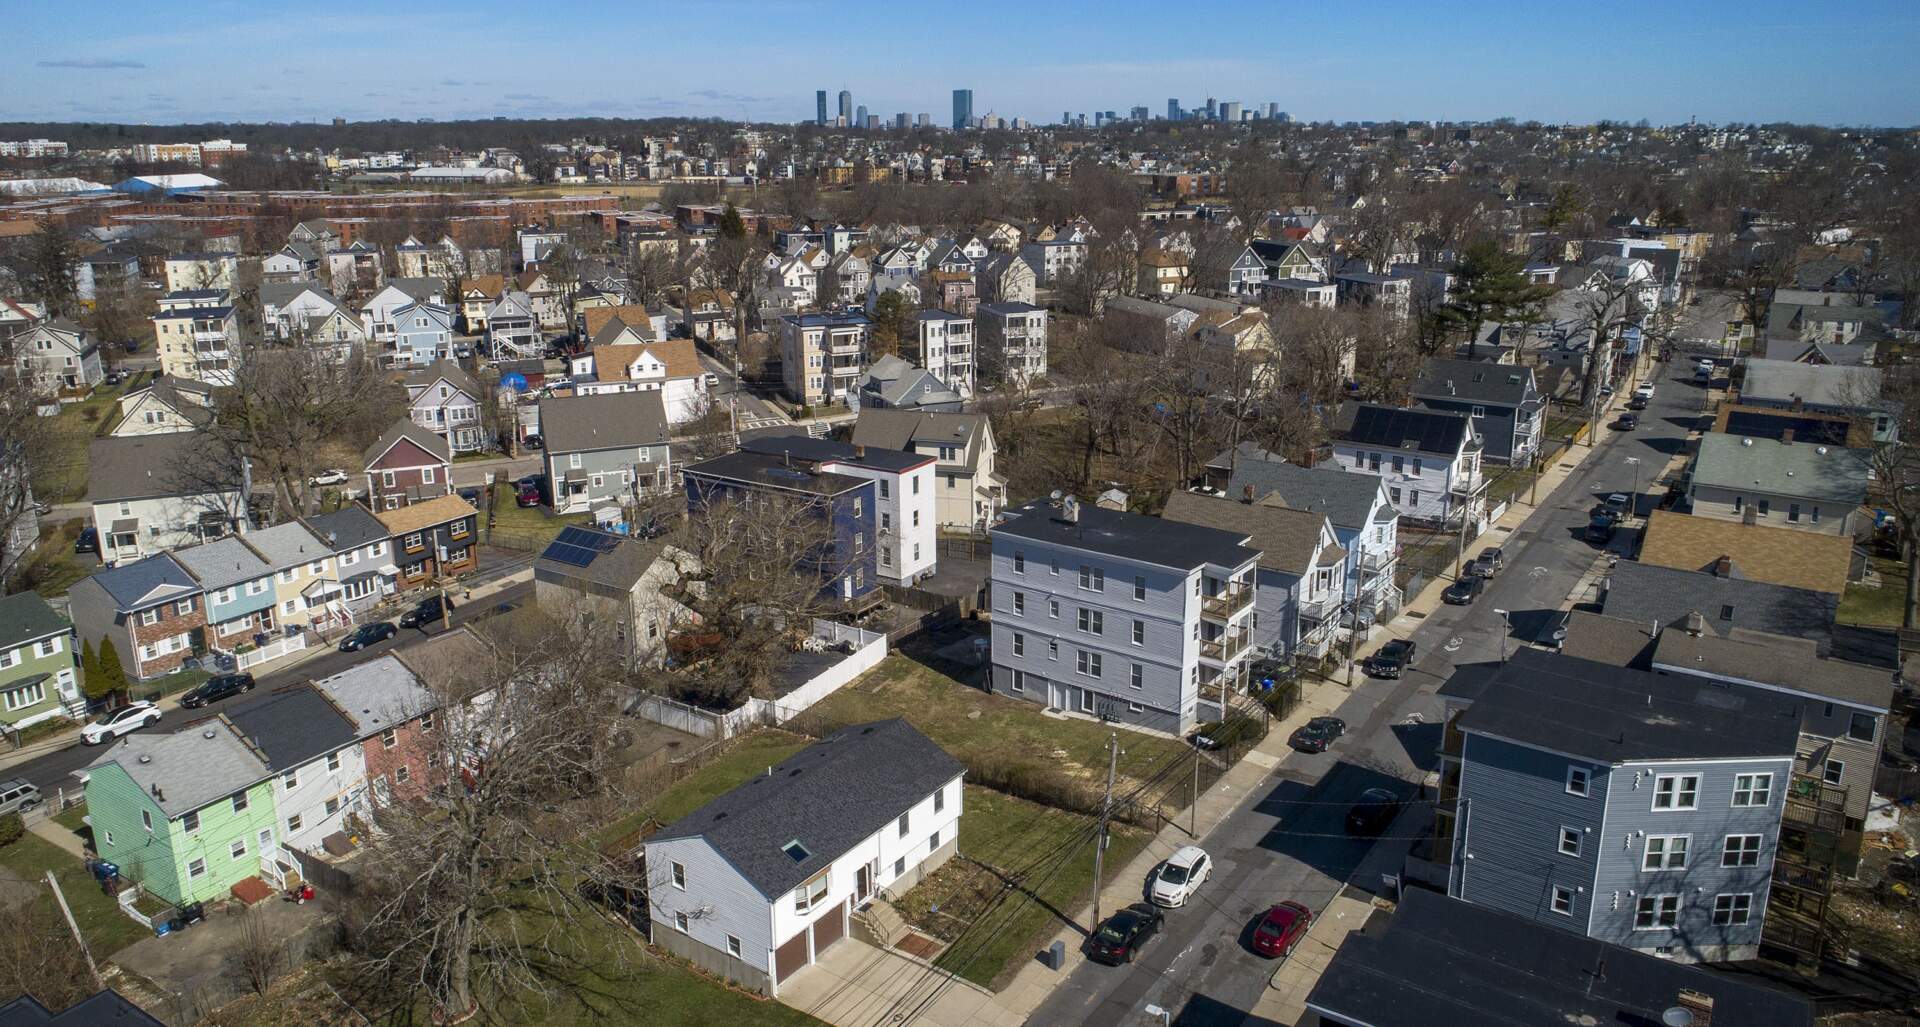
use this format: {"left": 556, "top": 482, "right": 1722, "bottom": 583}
{"left": 1252, "top": 566, "right": 1302, "bottom": 657}
{"left": 1454, "top": 732, "right": 1609, "bottom": 931}
{"left": 646, "top": 836, "right": 775, "bottom": 987}
{"left": 548, "top": 445, "right": 670, "bottom": 511}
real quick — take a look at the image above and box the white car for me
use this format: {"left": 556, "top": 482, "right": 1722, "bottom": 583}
{"left": 1633, "top": 382, "right": 1655, "bottom": 400}
{"left": 80, "top": 701, "right": 162, "bottom": 746}
{"left": 309, "top": 469, "right": 350, "bottom": 487}
{"left": 1149, "top": 845, "right": 1212, "bottom": 907}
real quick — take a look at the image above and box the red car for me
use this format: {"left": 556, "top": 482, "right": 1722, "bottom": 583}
{"left": 1250, "top": 901, "right": 1313, "bottom": 958}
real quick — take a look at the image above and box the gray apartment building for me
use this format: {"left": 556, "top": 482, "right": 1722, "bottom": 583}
{"left": 988, "top": 496, "right": 1260, "bottom": 736}
{"left": 539, "top": 391, "right": 673, "bottom": 515}
{"left": 1437, "top": 650, "right": 1802, "bottom": 962}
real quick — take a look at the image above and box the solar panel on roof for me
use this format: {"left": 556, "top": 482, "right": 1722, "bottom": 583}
{"left": 543, "top": 526, "right": 621, "bottom": 567}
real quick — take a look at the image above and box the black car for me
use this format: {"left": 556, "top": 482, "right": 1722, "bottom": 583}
{"left": 400, "top": 595, "right": 455, "bottom": 628}
{"left": 1442, "top": 574, "right": 1487, "bottom": 605}
{"left": 338, "top": 621, "right": 398, "bottom": 652}
{"left": 1288, "top": 716, "right": 1347, "bottom": 754}
{"left": 1366, "top": 639, "right": 1416, "bottom": 679}
{"left": 74, "top": 527, "right": 99, "bottom": 555}
{"left": 522, "top": 434, "right": 544, "bottom": 450}
{"left": 1613, "top": 413, "right": 1639, "bottom": 430}
{"left": 1087, "top": 904, "right": 1164, "bottom": 965}
{"left": 179, "top": 673, "right": 255, "bottom": 709}
{"left": 1345, "top": 788, "right": 1402, "bottom": 836}
{"left": 457, "top": 486, "right": 483, "bottom": 505}
{"left": 1626, "top": 395, "right": 1649, "bottom": 411}
{"left": 1584, "top": 515, "right": 1618, "bottom": 544}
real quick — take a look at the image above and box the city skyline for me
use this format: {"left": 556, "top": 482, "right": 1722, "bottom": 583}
{"left": 2, "top": 1, "right": 1918, "bottom": 126}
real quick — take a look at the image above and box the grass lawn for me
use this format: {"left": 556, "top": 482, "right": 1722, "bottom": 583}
{"left": 1839, "top": 557, "right": 1908, "bottom": 627}
{"left": 891, "top": 786, "right": 1149, "bottom": 990}
{"left": 487, "top": 483, "right": 588, "bottom": 547}
{"left": 596, "top": 730, "right": 812, "bottom": 850}
{"left": 38, "top": 376, "right": 146, "bottom": 504}
{"left": 12, "top": 519, "right": 97, "bottom": 597}
{"left": 0, "top": 832, "right": 152, "bottom": 956}
{"left": 798, "top": 655, "right": 1192, "bottom": 814}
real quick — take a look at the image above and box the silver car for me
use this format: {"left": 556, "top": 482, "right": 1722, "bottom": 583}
{"left": 0, "top": 777, "right": 42, "bottom": 815}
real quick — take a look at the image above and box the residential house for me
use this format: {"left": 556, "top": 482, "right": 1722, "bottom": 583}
{"left": 826, "top": 251, "right": 872, "bottom": 307}
{"left": 12, "top": 317, "right": 103, "bottom": 395}
{"left": 1303, "top": 889, "right": 1812, "bottom": 1027}
{"left": 989, "top": 496, "right": 1261, "bottom": 735}
{"left": 909, "top": 310, "right": 975, "bottom": 396}
{"left": 404, "top": 361, "right": 488, "bottom": 454}
{"left": 1018, "top": 237, "right": 1086, "bottom": 284}
{"left": 1332, "top": 270, "right": 1411, "bottom": 317}
{"left": 0, "top": 298, "right": 46, "bottom": 343}
{"left": 169, "top": 537, "right": 279, "bottom": 657}
{"left": 739, "top": 434, "right": 937, "bottom": 587}
{"left": 1714, "top": 402, "right": 1869, "bottom": 449}
{"left": 568, "top": 338, "right": 709, "bottom": 423}
{"left": 87, "top": 433, "right": 247, "bottom": 566}
{"left": 247, "top": 520, "right": 348, "bottom": 635}
{"left": 1102, "top": 296, "right": 1199, "bottom": 353}
{"left": 309, "top": 653, "right": 440, "bottom": 808}
{"left": 456, "top": 274, "right": 505, "bottom": 333}
{"left": 851, "top": 409, "right": 1003, "bottom": 532}
{"left": 325, "top": 241, "right": 384, "bottom": 295}
{"left": 646, "top": 719, "right": 965, "bottom": 996}
{"left": 533, "top": 526, "right": 700, "bottom": 666}
{"left": 1636, "top": 509, "right": 1851, "bottom": 596}
{"left": 258, "top": 281, "right": 347, "bottom": 342}
{"left": 1329, "top": 403, "right": 1482, "bottom": 527}
{"left": 514, "top": 269, "right": 567, "bottom": 329}
{"left": 162, "top": 252, "right": 235, "bottom": 293}
{"left": 151, "top": 293, "right": 237, "bottom": 385}
{"left": 974, "top": 302, "right": 1048, "bottom": 386}
{"left": 359, "top": 278, "right": 448, "bottom": 347}
{"left": 1599, "top": 560, "right": 1893, "bottom": 669}
{"left": 485, "top": 291, "right": 542, "bottom": 361}
{"left": 1436, "top": 649, "right": 1800, "bottom": 961}
{"left": 1737, "top": 359, "right": 1895, "bottom": 443}
{"left": 1256, "top": 277, "right": 1337, "bottom": 308}
{"left": 1201, "top": 244, "right": 1271, "bottom": 297}
{"left": 1411, "top": 358, "right": 1544, "bottom": 466}
{"left": 1686, "top": 434, "right": 1869, "bottom": 537}
{"left": 302, "top": 505, "right": 397, "bottom": 620}
{"left": 226, "top": 684, "right": 367, "bottom": 855}
{"left": 578, "top": 304, "right": 663, "bottom": 348}
{"left": 260, "top": 240, "right": 322, "bottom": 282}
{"left": 112, "top": 376, "right": 214, "bottom": 436}
{"left": 864, "top": 271, "right": 923, "bottom": 313}
{"left": 1204, "top": 444, "right": 1400, "bottom": 619}
{"left": 66, "top": 555, "right": 206, "bottom": 679}
{"left": 391, "top": 301, "right": 457, "bottom": 368}
{"left": 681, "top": 288, "right": 736, "bottom": 343}
{"left": 393, "top": 234, "right": 456, "bottom": 280}
{"left": 375, "top": 494, "right": 479, "bottom": 588}
{"left": 0, "top": 990, "right": 167, "bottom": 1026}
{"left": 541, "top": 391, "right": 673, "bottom": 515}
{"left": 854, "top": 356, "right": 963, "bottom": 413}
{"left": 681, "top": 450, "right": 880, "bottom": 608}
{"left": 1136, "top": 247, "right": 1188, "bottom": 297}
{"left": 362, "top": 419, "right": 452, "bottom": 512}
{"left": 780, "top": 310, "right": 872, "bottom": 407}
{"left": 0, "top": 591, "right": 82, "bottom": 729}
{"left": 1248, "top": 239, "right": 1328, "bottom": 282}
{"left": 1161, "top": 491, "right": 1346, "bottom": 662}
{"left": 976, "top": 251, "right": 1037, "bottom": 305}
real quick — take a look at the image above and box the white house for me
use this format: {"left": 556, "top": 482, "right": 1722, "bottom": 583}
{"left": 645, "top": 720, "right": 965, "bottom": 996}
{"left": 568, "top": 338, "right": 709, "bottom": 424}
{"left": 738, "top": 434, "right": 938, "bottom": 587}
{"left": 1329, "top": 403, "right": 1483, "bottom": 528}
{"left": 14, "top": 318, "right": 103, "bottom": 395}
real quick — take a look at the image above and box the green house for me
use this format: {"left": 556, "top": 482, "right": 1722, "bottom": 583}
{"left": 0, "top": 591, "right": 83, "bottom": 731}
{"left": 85, "top": 721, "right": 278, "bottom": 906}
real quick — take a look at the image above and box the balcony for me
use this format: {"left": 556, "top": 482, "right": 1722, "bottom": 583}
{"left": 1201, "top": 585, "right": 1253, "bottom": 620}
{"left": 1200, "top": 631, "right": 1248, "bottom": 663}
{"left": 828, "top": 334, "right": 864, "bottom": 354}
{"left": 1358, "top": 549, "right": 1394, "bottom": 573}
{"left": 1448, "top": 476, "right": 1483, "bottom": 497}
{"left": 1297, "top": 593, "right": 1338, "bottom": 623}
{"left": 193, "top": 329, "right": 228, "bottom": 344}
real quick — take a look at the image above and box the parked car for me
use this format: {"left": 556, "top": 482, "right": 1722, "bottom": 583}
{"left": 1149, "top": 845, "right": 1212, "bottom": 907}
{"left": 1442, "top": 574, "right": 1487, "bottom": 605}
{"left": 1467, "top": 547, "right": 1505, "bottom": 579}
{"left": 1694, "top": 361, "right": 1714, "bottom": 382}
{"left": 1087, "top": 904, "right": 1163, "bottom": 966}
{"left": 80, "top": 701, "right": 162, "bottom": 745}
{"left": 1626, "top": 395, "right": 1649, "bottom": 411}
{"left": 457, "top": 485, "right": 483, "bottom": 505}
{"left": 338, "top": 621, "right": 398, "bottom": 652}
{"left": 1366, "top": 639, "right": 1416, "bottom": 679}
{"left": 1288, "top": 716, "right": 1347, "bottom": 754}
{"left": 309, "top": 468, "right": 350, "bottom": 487}
{"left": 0, "top": 777, "right": 42, "bottom": 815}
{"left": 178, "top": 672, "right": 255, "bottom": 709}
{"left": 703, "top": 372, "right": 719, "bottom": 388}
{"left": 1633, "top": 381, "right": 1655, "bottom": 400}
{"left": 516, "top": 484, "right": 543, "bottom": 508}
{"left": 400, "top": 594, "right": 455, "bottom": 628}
{"left": 1345, "top": 788, "right": 1402, "bottom": 836}
{"left": 522, "top": 434, "right": 543, "bottom": 450}
{"left": 73, "top": 527, "right": 99, "bottom": 555}
{"left": 1613, "top": 413, "right": 1639, "bottom": 430}
{"left": 1250, "top": 901, "right": 1313, "bottom": 958}
{"left": 1585, "top": 515, "right": 1619, "bottom": 545}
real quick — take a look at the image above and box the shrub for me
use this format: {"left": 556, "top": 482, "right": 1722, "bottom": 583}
{"left": 0, "top": 813, "right": 24, "bottom": 848}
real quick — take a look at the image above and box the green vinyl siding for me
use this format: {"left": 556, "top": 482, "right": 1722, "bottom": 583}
{"left": 0, "top": 628, "right": 79, "bottom": 728}
{"left": 86, "top": 766, "right": 278, "bottom": 905}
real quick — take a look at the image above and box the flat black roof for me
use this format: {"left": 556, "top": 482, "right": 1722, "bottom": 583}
{"left": 991, "top": 497, "right": 1258, "bottom": 572}
{"left": 740, "top": 432, "right": 933, "bottom": 474}
{"left": 683, "top": 450, "right": 869, "bottom": 497}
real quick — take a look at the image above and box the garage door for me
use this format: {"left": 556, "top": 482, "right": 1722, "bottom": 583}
{"left": 774, "top": 931, "right": 809, "bottom": 983}
{"left": 810, "top": 899, "right": 846, "bottom": 956}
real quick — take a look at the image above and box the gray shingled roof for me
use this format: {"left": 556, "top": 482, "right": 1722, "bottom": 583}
{"left": 850, "top": 408, "right": 986, "bottom": 454}
{"left": 87, "top": 433, "right": 242, "bottom": 503}
{"left": 993, "top": 497, "right": 1258, "bottom": 572}
{"left": 241, "top": 521, "right": 332, "bottom": 571}
{"left": 1410, "top": 357, "right": 1536, "bottom": 406}
{"left": 534, "top": 527, "right": 669, "bottom": 594}
{"left": 1209, "top": 444, "right": 1388, "bottom": 531}
{"left": 309, "top": 655, "right": 436, "bottom": 736}
{"left": 1602, "top": 560, "right": 1838, "bottom": 649}
{"left": 170, "top": 537, "right": 272, "bottom": 591}
{"left": 651, "top": 719, "right": 965, "bottom": 899}
{"left": 1651, "top": 628, "right": 1893, "bottom": 712}
{"left": 1741, "top": 359, "right": 1882, "bottom": 409}
{"left": 1160, "top": 491, "right": 1339, "bottom": 577}
{"left": 87, "top": 719, "right": 266, "bottom": 818}
{"left": 539, "top": 392, "right": 670, "bottom": 454}
{"left": 0, "top": 591, "right": 69, "bottom": 648}
{"left": 86, "top": 555, "right": 199, "bottom": 610}
{"left": 302, "top": 506, "right": 390, "bottom": 554}
{"left": 223, "top": 685, "right": 360, "bottom": 773}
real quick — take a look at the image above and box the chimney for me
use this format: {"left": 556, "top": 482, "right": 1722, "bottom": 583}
{"left": 1712, "top": 555, "right": 1733, "bottom": 578}
{"left": 1675, "top": 989, "right": 1714, "bottom": 1027}
{"left": 1242, "top": 484, "right": 1255, "bottom": 504}
{"left": 1741, "top": 505, "right": 1757, "bottom": 526}
{"left": 1780, "top": 428, "right": 1794, "bottom": 445}
{"left": 1684, "top": 610, "right": 1706, "bottom": 636}
{"left": 853, "top": 444, "right": 866, "bottom": 459}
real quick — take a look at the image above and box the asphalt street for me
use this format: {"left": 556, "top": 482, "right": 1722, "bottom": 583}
{"left": 1023, "top": 358, "right": 1710, "bottom": 1026}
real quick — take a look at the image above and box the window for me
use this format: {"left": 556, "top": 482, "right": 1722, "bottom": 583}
{"left": 1047, "top": 639, "right": 1058, "bottom": 660}
{"left": 420, "top": 712, "right": 433, "bottom": 732}
{"left": 1076, "top": 650, "right": 1101, "bottom": 677}
{"left": 1389, "top": 486, "right": 1401, "bottom": 504}
{"left": 1787, "top": 503, "right": 1800, "bottom": 522}
{"left": 1551, "top": 887, "right": 1575, "bottom": 916}
{"left": 1732, "top": 773, "right": 1771, "bottom": 808}
{"left": 1133, "top": 575, "right": 1147, "bottom": 601}
{"left": 382, "top": 728, "right": 398, "bottom": 749}
{"left": 1009, "top": 670, "right": 1025, "bottom": 693}
{"left": 1643, "top": 835, "right": 1689, "bottom": 871}
{"left": 395, "top": 765, "right": 410, "bottom": 784}
{"left": 671, "top": 861, "right": 686, "bottom": 889}
{"left": 1559, "top": 827, "right": 1582, "bottom": 857}
{"left": 1012, "top": 591, "right": 1025, "bottom": 615}
{"left": 1823, "top": 758, "right": 1845, "bottom": 786}
{"left": 853, "top": 498, "right": 863, "bottom": 517}
{"left": 231, "top": 791, "right": 249, "bottom": 813}
{"left": 928, "top": 829, "right": 941, "bottom": 850}
{"left": 934, "top": 787, "right": 945, "bottom": 814}
{"left": 1077, "top": 609, "right": 1103, "bottom": 634}
{"left": 1014, "top": 551, "right": 1025, "bottom": 573}
{"left": 1757, "top": 499, "right": 1769, "bottom": 516}
{"left": 1652, "top": 774, "right": 1699, "bottom": 810}
{"left": 1391, "top": 455, "right": 1404, "bottom": 473}
{"left": 1077, "top": 565, "right": 1104, "bottom": 591}
{"left": 1049, "top": 557, "right": 1059, "bottom": 576}
{"left": 188, "top": 859, "right": 207, "bottom": 879}
{"left": 1712, "top": 893, "right": 1753, "bottom": 926}
{"left": 140, "top": 608, "right": 161, "bottom": 627}
{"left": 1048, "top": 598, "right": 1059, "bottom": 619}
{"left": 1719, "top": 604, "right": 1735, "bottom": 621}
{"left": 1634, "top": 895, "right": 1679, "bottom": 930}
{"left": 326, "top": 752, "right": 341, "bottom": 773}
{"left": 898, "top": 812, "right": 910, "bottom": 837}
{"left": 794, "top": 870, "right": 829, "bottom": 912}
{"left": 674, "top": 912, "right": 690, "bottom": 933}
{"left": 175, "top": 599, "right": 193, "bottom": 615}
{"left": 879, "top": 480, "right": 890, "bottom": 500}
{"left": 1012, "top": 633, "right": 1024, "bottom": 657}
{"left": 1131, "top": 620, "right": 1145, "bottom": 646}
{"left": 230, "top": 838, "right": 247, "bottom": 860}
{"left": 404, "top": 533, "right": 423, "bottom": 550}
{"left": 1848, "top": 713, "right": 1877, "bottom": 742}
{"left": 1565, "top": 766, "right": 1590, "bottom": 797}
{"left": 283, "top": 769, "right": 299, "bottom": 790}
{"left": 1722, "top": 834, "right": 1762, "bottom": 867}
{"left": 287, "top": 814, "right": 303, "bottom": 833}
{"left": 325, "top": 797, "right": 341, "bottom": 816}
{"left": 381, "top": 470, "right": 396, "bottom": 488}
{"left": 142, "top": 810, "right": 155, "bottom": 832}
{"left": 726, "top": 935, "right": 742, "bottom": 958}
{"left": 1130, "top": 663, "right": 1143, "bottom": 689}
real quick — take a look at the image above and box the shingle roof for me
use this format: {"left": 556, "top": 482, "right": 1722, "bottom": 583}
{"left": 1651, "top": 628, "right": 1894, "bottom": 712}
{"left": 1160, "top": 491, "right": 1339, "bottom": 577}
{"left": 1636, "top": 510, "right": 1850, "bottom": 595}
{"left": 0, "top": 988, "right": 167, "bottom": 1027}
{"left": 1454, "top": 649, "right": 1801, "bottom": 763}
{"left": 308, "top": 655, "right": 436, "bottom": 736}
{"left": 0, "top": 591, "right": 69, "bottom": 648}
{"left": 87, "top": 433, "right": 242, "bottom": 503}
{"left": 1601, "top": 560, "right": 1840, "bottom": 653}
{"left": 375, "top": 494, "right": 476, "bottom": 536}
{"left": 85, "top": 554, "right": 199, "bottom": 610}
{"left": 169, "top": 536, "right": 272, "bottom": 591}
{"left": 402, "top": 359, "right": 479, "bottom": 397}
{"left": 1558, "top": 610, "right": 1659, "bottom": 668}
{"left": 1410, "top": 357, "right": 1536, "bottom": 406}
{"left": 539, "top": 392, "right": 670, "bottom": 454}
{"left": 363, "top": 418, "right": 451, "bottom": 468}
{"left": 740, "top": 433, "right": 932, "bottom": 473}
{"left": 1691, "top": 434, "right": 1869, "bottom": 506}
{"left": 589, "top": 337, "right": 701, "bottom": 382}
{"left": 87, "top": 718, "right": 266, "bottom": 818}
{"left": 850, "top": 408, "right": 986, "bottom": 454}
{"left": 534, "top": 527, "right": 668, "bottom": 594}
{"left": 223, "top": 684, "right": 360, "bottom": 773}
{"left": 993, "top": 497, "right": 1259, "bottom": 572}
{"left": 651, "top": 719, "right": 964, "bottom": 899}
{"left": 1208, "top": 444, "right": 1388, "bottom": 531}
{"left": 302, "top": 505, "right": 391, "bottom": 554}
{"left": 240, "top": 521, "right": 332, "bottom": 571}
{"left": 1332, "top": 403, "right": 1476, "bottom": 455}
{"left": 1740, "top": 358, "right": 1883, "bottom": 409}
{"left": 1304, "top": 889, "right": 1812, "bottom": 1027}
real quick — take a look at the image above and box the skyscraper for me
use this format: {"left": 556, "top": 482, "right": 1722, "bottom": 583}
{"left": 1167, "top": 98, "right": 1181, "bottom": 120}
{"left": 816, "top": 90, "right": 828, "bottom": 125}
{"left": 838, "top": 90, "right": 852, "bottom": 124}
{"left": 1131, "top": 106, "right": 1150, "bottom": 122}
{"left": 895, "top": 112, "right": 910, "bottom": 130}
{"left": 917, "top": 113, "right": 930, "bottom": 128}
{"left": 1266, "top": 101, "right": 1280, "bottom": 119}
{"left": 856, "top": 104, "right": 868, "bottom": 128}
{"left": 1221, "top": 101, "right": 1242, "bottom": 123}
{"left": 952, "top": 89, "right": 973, "bottom": 131}
{"left": 1204, "top": 97, "right": 1217, "bottom": 120}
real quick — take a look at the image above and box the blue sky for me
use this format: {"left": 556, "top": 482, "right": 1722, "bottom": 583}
{"left": 3, "top": 1, "right": 1916, "bottom": 127}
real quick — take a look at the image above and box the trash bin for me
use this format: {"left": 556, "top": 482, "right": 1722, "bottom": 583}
{"left": 1044, "top": 940, "right": 1066, "bottom": 970}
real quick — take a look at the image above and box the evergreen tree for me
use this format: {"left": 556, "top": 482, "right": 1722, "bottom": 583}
{"left": 93, "top": 639, "right": 128, "bottom": 704}
{"left": 1435, "top": 240, "right": 1554, "bottom": 358}
{"left": 718, "top": 204, "right": 747, "bottom": 241}
{"left": 78, "top": 640, "right": 100, "bottom": 702}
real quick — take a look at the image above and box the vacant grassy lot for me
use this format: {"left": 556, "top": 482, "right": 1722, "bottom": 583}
{"left": 1839, "top": 557, "right": 1907, "bottom": 628}
{"left": 0, "top": 831, "right": 152, "bottom": 957}
{"left": 797, "top": 654, "right": 1192, "bottom": 815}
{"left": 891, "top": 785, "right": 1149, "bottom": 990}
{"left": 596, "top": 730, "right": 812, "bottom": 850}
{"left": 12, "top": 518, "right": 96, "bottom": 596}
{"left": 38, "top": 375, "right": 146, "bottom": 504}
{"left": 487, "top": 483, "right": 588, "bottom": 548}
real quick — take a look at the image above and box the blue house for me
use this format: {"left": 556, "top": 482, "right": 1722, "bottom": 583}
{"left": 391, "top": 301, "right": 455, "bottom": 367}
{"left": 681, "top": 451, "right": 879, "bottom": 611}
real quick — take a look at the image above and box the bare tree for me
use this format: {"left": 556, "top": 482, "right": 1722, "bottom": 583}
{"left": 1865, "top": 369, "right": 1920, "bottom": 627}
{"left": 233, "top": 906, "right": 284, "bottom": 995}
{"left": 1571, "top": 274, "right": 1643, "bottom": 436}
{"left": 0, "top": 370, "right": 59, "bottom": 588}
{"left": 0, "top": 894, "right": 99, "bottom": 1014}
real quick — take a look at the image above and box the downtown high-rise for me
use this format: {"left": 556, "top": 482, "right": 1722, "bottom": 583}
{"left": 838, "top": 89, "right": 852, "bottom": 124}
{"left": 952, "top": 88, "right": 973, "bottom": 130}
{"left": 815, "top": 90, "right": 828, "bottom": 125}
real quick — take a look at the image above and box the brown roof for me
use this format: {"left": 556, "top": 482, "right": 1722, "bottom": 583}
{"left": 1559, "top": 610, "right": 1659, "bottom": 668}
{"left": 1636, "top": 509, "right": 1850, "bottom": 595}
{"left": 581, "top": 304, "right": 655, "bottom": 341}
{"left": 686, "top": 287, "right": 734, "bottom": 310}
{"left": 464, "top": 274, "right": 505, "bottom": 298}
{"left": 375, "top": 493, "right": 476, "bottom": 536}
{"left": 1160, "top": 490, "right": 1341, "bottom": 576}
{"left": 1139, "top": 248, "right": 1187, "bottom": 267}
{"left": 392, "top": 627, "right": 496, "bottom": 702}
{"left": 590, "top": 337, "right": 702, "bottom": 382}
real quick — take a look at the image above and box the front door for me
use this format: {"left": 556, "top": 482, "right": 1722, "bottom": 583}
{"left": 856, "top": 862, "right": 874, "bottom": 904}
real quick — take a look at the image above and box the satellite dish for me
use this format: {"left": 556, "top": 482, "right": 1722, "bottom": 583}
{"left": 1662, "top": 1009, "right": 1693, "bottom": 1027}
{"left": 1049, "top": 489, "right": 1063, "bottom": 501}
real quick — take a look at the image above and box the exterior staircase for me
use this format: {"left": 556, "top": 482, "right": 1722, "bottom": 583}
{"left": 851, "top": 897, "right": 909, "bottom": 948}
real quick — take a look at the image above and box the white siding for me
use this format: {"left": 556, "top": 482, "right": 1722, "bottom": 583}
{"left": 275, "top": 743, "right": 370, "bottom": 851}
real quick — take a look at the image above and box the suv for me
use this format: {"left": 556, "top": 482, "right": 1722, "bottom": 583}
{"left": 1585, "top": 514, "right": 1619, "bottom": 544}
{"left": 0, "top": 778, "right": 42, "bottom": 815}
{"left": 400, "top": 594, "right": 456, "bottom": 628}
{"left": 80, "top": 701, "right": 162, "bottom": 745}
{"left": 179, "top": 672, "right": 255, "bottom": 709}
{"left": 1467, "top": 547, "right": 1505, "bottom": 579}
{"left": 1366, "top": 638, "right": 1416, "bottom": 678}
{"left": 1442, "top": 574, "right": 1487, "bottom": 605}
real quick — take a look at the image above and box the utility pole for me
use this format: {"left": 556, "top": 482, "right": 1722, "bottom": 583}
{"left": 1529, "top": 446, "right": 1542, "bottom": 507}
{"left": 1343, "top": 599, "right": 1360, "bottom": 688}
{"left": 1494, "top": 609, "right": 1510, "bottom": 664}
{"left": 46, "top": 871, "right": 102, "bottom": 991}
{"left": 1190, "top": 747, "right": 1200, "bottom": 836}
{"left": 1091, "top": 732, "right": 1118, "bottom": 929}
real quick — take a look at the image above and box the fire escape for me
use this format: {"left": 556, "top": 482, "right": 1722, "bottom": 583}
{"left": 1764, "top": 772, "right": 1848, "bottom": 972}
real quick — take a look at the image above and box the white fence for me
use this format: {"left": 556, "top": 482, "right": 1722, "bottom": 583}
{"left": 629, "top": 621, "right": 889, "bottom": 739}
{"left": 236, "top": 632, "right": 309, "bottom": 670}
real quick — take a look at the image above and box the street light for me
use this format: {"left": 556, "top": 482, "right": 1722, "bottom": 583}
{"left": 1624, "top": 456, "right": 1642, "bottom": 524}
{"left": 1493, "top": 609, "right": 1510, "bottom": 664}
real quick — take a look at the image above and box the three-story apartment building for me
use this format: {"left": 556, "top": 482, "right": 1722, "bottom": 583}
{"left": 1329, "top": 403, "right": 1483, "bottom": 528}
{"left": 911, "top": 311, "right": 975, "bottom": 397}
{"left": 989, "top": 496, "right": 1261, "bottom": 736}
{"left": 974, "top": 302, "right": 1048, "bottom": 387}
{"left": 540, "top": 392, "right": 673, "bottom": 515}
{"left": 781, "top": 310, "right": 872, "bottom": 407}
{"left": 1161, "top": 491, "right": 1347, "bottom": 662}
{"left": 739, "top": 435, "right": 937, "bottom": 588}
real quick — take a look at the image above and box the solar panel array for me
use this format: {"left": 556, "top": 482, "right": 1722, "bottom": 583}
{"left": 542, "top": 525, "right": 621, "bottom": 568}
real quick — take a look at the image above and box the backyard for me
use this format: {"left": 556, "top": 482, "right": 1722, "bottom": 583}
{"left": 0, "top": 830, "right": 154, "bottom": 959}
{"left": 487, "top": 482, "right": 588, "bottom": 549}
{"left": 1840, "top": 556, "right": 1909, "bottom": 628}
{"left": 596, "top": 729, "right": 813, "bottom": 851}
{"left": 38, "top": 373, "right": 150, "bottom": 505}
